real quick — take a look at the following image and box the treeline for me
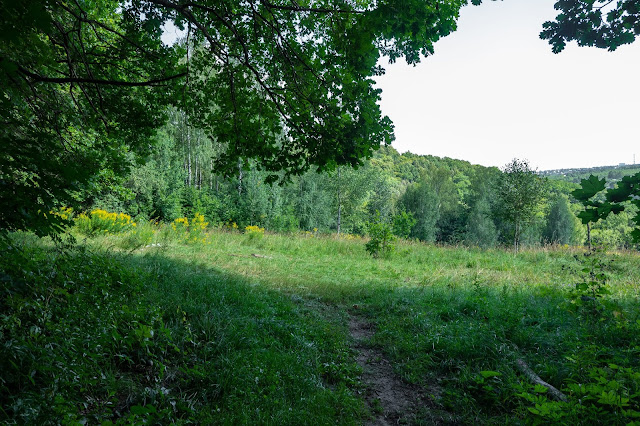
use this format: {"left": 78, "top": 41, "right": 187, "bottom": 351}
{"left": 542, "top": 164, "right": 640, "bottom": 185}
{"left": 85, "top": 109, "right": 638, "bottom": 249}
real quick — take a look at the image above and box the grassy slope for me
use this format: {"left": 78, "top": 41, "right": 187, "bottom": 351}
{"left": 165, "top": 232, "right": 640, "bottom": 423}
{"left": 2, "top": 230, "right": 640, "bottom": 424}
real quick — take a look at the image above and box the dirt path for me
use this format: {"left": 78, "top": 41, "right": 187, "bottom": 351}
{"left": 348, "top": 314, "right": 437, "bottom": 425}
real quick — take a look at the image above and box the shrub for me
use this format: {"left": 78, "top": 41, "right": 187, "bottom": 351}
{"left": 74, "top": 209, "right": 135, "bottom": 236}
{"left": 365, "top": 213, "right": 395, "bottom": 259}
{"left": 172, "top": 216, "right": 189, "bottom": 233}
{"left": 245, "top": 225, "right": 265, "bottom": 242}
{"left": 187, "top": 213, "right": 209, "bottom": 244}
{"left": 171, "top": 213, "right": 210, "bottom": 244}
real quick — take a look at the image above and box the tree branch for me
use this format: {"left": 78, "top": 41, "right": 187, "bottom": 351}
{"left": 17, "top": 66, "right": 187, "bottom": 86}
{"left": 516, "top": 359, "right": 568, "bottom": 402}
{"left": 261, "top": 0, "right": 366, "bottom": 14}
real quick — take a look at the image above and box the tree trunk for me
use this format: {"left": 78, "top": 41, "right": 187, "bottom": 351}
{"left": 336, "top": 167, "right": 342, "bottom": 236}
{"left": 210, "top": 158, "right": 214, "bottom": 190}
{"left": 194, "top": 152, "right": 199, "bottom": 189}
{"left": 587, "top": 222, "right": 591, "bottom": 250}
{"left": 187, "top": 127, "right": 192, "bottom": 187}
{"left": 237, "top": 158, "right": 243, "bottom": 196}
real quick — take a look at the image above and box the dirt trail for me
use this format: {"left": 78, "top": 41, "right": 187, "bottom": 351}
{"left": 348, "top": 314, "right": 437, "bottom": 425}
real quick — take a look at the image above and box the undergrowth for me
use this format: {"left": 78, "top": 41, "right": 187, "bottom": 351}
{"left": 2, "top": 229, "right": 639, "bottom": 424}
{"left": 0, "top": 233, "right": 362, "bottom": 424}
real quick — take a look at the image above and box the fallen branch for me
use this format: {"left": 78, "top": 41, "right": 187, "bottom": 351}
{"left": 516, "top": 359, "right": 568, "bottom": 402}
{"left": 227, "top": 253, "right": 273, "bottom": 259}
{"left": 251, "top": 253, "right": 272, "bottom": 259}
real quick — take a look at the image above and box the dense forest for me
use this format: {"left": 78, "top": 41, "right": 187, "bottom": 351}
{"left": 80, "top": 114, "right": 639, "bottom": 250}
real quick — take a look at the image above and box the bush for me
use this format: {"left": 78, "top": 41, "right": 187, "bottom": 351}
{"left": 365, "top": 213, "right": 395, "bottom": 259}
{"left": 74, "top": 209, "right": 136, "bottom": 236}
{"left": 245, "top": 225, "right": 265, "bottom": 242}
{"left": 171, "top": 213, "right": 210, "bottom": 244}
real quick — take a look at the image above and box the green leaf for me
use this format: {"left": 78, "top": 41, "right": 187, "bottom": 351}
{"left": 533, "top": 384, "right": 549, "bottom": 393}
{"left": 577, "top": 208, "right": 600, "bottom": 225}
{"left": 572, "top": 175, "right": 606, "bottom": 202}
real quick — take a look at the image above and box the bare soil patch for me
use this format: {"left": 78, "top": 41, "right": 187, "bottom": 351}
{"left": 348, "top": 314, "right": 449, "bottom": 425}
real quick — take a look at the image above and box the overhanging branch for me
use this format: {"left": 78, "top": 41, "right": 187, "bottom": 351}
{"left": 261, "top": 0, "right": 366, "bottom": 14}
{"left": 18, "top": 66, "right": 187, "bottom": 86}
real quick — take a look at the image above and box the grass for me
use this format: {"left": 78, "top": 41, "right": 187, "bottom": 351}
{"left": 2, "top": 228, "right": 640, "bottom": 424}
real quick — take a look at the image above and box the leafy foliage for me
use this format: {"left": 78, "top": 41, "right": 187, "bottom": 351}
{"left": 541, "top": 0, "right": 640, "bottom": 53}
{"left": 399, "top": 180, "right": 440, "bottom": 242}
{"left": 544, "top": 195, "right": 578, "bottom": 245}
{"left": 0, "top": 0, "right": 182, "bottom": 237}
{"left": 572, "top": 172, "right": 640, "bottom": 243}
{"left": 0, "top": 0, "right": 474, "bottom": 237}
{"left": 494, "top": 159, "right": 547, "bottom": 251}
{"left": 566, "top": 248, "right": 612, "bottom": 321}
{"left": 392, "top": 210, "right": 417, "bottom": 239}
{"left": 365, "top": 212, "right": 395, "bottom": 258}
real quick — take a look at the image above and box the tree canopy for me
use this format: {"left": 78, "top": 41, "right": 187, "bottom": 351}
{"left": 2, "top": 0, "right": 639, "bottom": 236}
{"left": 541, "top": 0, "right": 640, "bottom": 53}
{"left": 1, "top": 0, "right": 470, "bottom": 235}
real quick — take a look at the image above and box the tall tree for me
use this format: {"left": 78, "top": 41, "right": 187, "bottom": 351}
{"left": 1, "top": 0, "right": 471, "bottom": 237}
{"left": 494, "top": 159, "right": 547, "bottom": 252}
{"left": 328, "top": 165, "right": 375, "bottom": 235}
{"left": 4, "top": 0, "right": 639, "bottom": 238}
{"left": 399, "top": 181, "right": 440, "bottom": 242}
{"left": 544, "top": 195, "right": 577, "bottom": 245}
{"left": 1, "top": 0, "right": 184, "bottom": 236}
{"left": 466, "top": 194, "right": 498, "bottom": 248}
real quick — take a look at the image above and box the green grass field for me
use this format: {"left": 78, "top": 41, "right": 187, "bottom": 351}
{"left": 2, "top": 229, "right": 640, "bottom": 424}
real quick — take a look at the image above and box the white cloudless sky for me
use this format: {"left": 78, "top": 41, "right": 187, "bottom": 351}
{"left": 374, "top": 0, "right": 640, "bottom": 171}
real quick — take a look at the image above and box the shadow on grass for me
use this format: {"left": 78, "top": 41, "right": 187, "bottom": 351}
{"left": 1, "top": 241, "right": 363, "bottom": 424}
{"left": 2, "top": 236, "right": 640, "bottom": 424}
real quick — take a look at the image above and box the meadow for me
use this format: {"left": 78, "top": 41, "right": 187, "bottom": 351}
{"left": 2, "top": 225, "right": 640, "bottom": 424}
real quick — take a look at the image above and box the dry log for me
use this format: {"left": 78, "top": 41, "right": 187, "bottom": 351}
{"left": 516, "top": 359, "right": 568, "bottom": 402}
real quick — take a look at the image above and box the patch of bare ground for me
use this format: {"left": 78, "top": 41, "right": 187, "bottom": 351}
{"left": 348, "top": 313, "right": 453, "bottom": 425}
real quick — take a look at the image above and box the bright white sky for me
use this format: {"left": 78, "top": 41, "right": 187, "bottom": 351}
{"left": 374, "top": 0, "right": 640, "bottom": 171}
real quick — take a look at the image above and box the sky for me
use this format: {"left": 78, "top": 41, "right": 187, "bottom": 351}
{"left": 374, "top": 0, "right": 640, "bottom": 171}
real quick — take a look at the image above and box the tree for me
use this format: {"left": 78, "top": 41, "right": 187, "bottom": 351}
{"left": 1, "top": 0, "right": 184, "bottom": 236}
{"left": 544, "top": 195, "right": 577, "bottom": 245}
{"left": 1, "top": 0, "right": 469, "bottom": 237}
{"left": 399, "top": 181, "right": 440, "bottom": 242}
{"left": 4, "top": 0, "right": 639, "bottom": 238}
{"left": 494, "top": 159, "right": 547, "bottom": 252}
{"left": 290, "top": 171, "right": 333, "bottom": 232}
{"left": 328, "top": 165, "right": 375, "bottom": 235}
{"left": 466, "top": 194, "right": 498, "bottom": 248}
{"left": 541, "top": 0, "right": 640, "bottom": 53}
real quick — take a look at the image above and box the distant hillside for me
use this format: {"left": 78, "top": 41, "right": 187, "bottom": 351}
{"left": 539, "top": 163, "right": 640, "bottom": 185}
